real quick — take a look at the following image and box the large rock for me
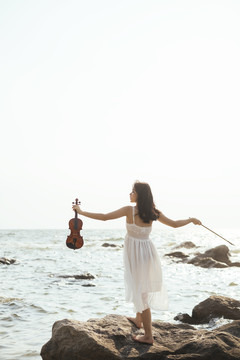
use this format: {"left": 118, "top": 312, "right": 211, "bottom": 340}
{"left": 203, "top": 245, "right": 231, "bottom": 264}
{"left": 189, "top": 245, "right": 231, "bottom": 266}
{"left": 193, "top": 296, "right": 240, "bottom": 322}
{"left": 188, "top": 245, "right": 233, "bottom": 268}
{"left": 175, "top": 295, "right": 240, "bottom": 324}
{"left": 41, "top": 313, "right": 240, "bottom": 359}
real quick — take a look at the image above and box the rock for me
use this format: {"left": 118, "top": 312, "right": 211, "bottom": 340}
{"left": 229, "top": 262, "right": 240, "bottom": 267}
{"left": 174, "top": 241, "right": 197, "bottom": 249}
{"left": 186, "top": 245, "right": 239, "bottom": 268}
{"left": 188, "top": 256, "right": 229, "bottom": 268}
{"left": 216, "top": 320, "right": 240, "bottom": 338}
{"left": 165, "top": 245, "right": 238, "bottom": 268}
{"left": 188, "top": 245, "right": 231, "bottom": 267}
{"left": 173, "top": 313, "right": 197, "bottom": 324}
{"left": 58, "top": 273, "right": 95, "bottom": 280}
{"left": 165, "top": 251, "right": 189, "bottom": 260}
{"left": 203, "top": 245, "right": 231, "bottom": 265}
{"left": 41, "top": 314, "right": 240, "bottom": 360}
{"left": 192, "top": 296, "right": 240, "bottom": 322}
{"left": 175, "top": 295, "right": 240, "bottom": 324}
{"left": 102, "top": 243, "right": 123, "bottom": 248}
{"left": 0, "top": 257, "right": 16, "bottom": 265}
{"left": 102, "top": 243, "right": 118, "bottom": 247}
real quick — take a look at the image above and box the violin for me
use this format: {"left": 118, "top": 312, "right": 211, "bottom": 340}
{"left": 66, "top": 198, "right": 84, "bottom": 250}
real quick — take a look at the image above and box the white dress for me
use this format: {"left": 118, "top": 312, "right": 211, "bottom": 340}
{"left": 124, "top": 207, "right": 168, "bottom": 313}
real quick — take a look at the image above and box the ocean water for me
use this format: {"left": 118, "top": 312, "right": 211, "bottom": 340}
{"left": 0, "top": 226, "right": 239, "bottom": 360}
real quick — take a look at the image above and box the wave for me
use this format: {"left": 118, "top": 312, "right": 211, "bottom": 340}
{"left": 0, "top": 296, "right": 23, "bottom": 304}
{"left": 0, "top": 296, "right": 48, "bottom": 314}
{"left": 0, "top": 232, "right": 16, "bottom": 237}
{"left": 231, "top": 249, "right": 240, "bottom": 254}
{"left": 195, "top": 317, "right": 233, "bottom": 330}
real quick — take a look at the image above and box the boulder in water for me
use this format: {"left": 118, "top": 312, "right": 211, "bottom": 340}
{"left": 175, "top": 295, "right": 240, "bottom": 324}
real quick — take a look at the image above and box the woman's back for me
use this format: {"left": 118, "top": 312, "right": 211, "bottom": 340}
{"left": 126, "top": 206, "right": 152, "bottom": 240}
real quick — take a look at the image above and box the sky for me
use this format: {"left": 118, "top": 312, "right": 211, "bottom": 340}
{"left": 0, "top": 0, "right": 240, "bottom": 230}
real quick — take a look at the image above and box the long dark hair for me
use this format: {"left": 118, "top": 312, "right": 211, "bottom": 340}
{"left": 133, "top": 181, "right": 160, "bottom": 223}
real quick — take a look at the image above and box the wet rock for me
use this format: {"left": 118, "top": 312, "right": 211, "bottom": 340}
{"left": 188, "top": 256, "right": 228, "bottom": 268}
{"left": 229, "top": 262, "right": 240, "bottom": 267}
{"left": 174, "top": 241, "right": 197, "bottom": 249}
{"left": 192, "top": 295, "right": 240, "bottom": 322}
{"left": 41, "top": 313, "right": 240, "bottom": 360}
{"left": 216, "top": 320, "right": 240, "bottom": 338}
{"left": 0, "top": 257, "right": 16, "bottom": 265}
{"left": 165, "top": 251, "right": 189, "bottom": 260}
{"left": 102, "top": 243, "right": 118, "bottom": 247}
{"left": 167, "top": 245, "right": 239, "bottom": 268}
{"left": 102, "top": 242, "right": 123, "bottom": 248}
{"left": 58, "top": 273, "right": 95, "bottom": 280}
{"left": 187, "top": 245, "right": 237, "bottom": 268}
{"left": 203, "top": 245, "right": 231, "bottom": 265}
{"left": 174, "top": 313, "right": 197, "bottom": 324}
{"left": 175, "top": 295, "right": 240, "bottom": 324}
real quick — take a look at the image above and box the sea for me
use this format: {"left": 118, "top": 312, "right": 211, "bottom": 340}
{"left": 0, "top": 226, "right": 239, "bottom": 360}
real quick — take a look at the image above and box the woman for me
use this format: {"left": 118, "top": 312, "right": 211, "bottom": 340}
{"left": 73, "top": 181, "right": 201, "bottom": 345}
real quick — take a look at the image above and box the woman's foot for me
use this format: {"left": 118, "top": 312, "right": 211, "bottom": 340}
{"left": 132, "top": 334, "right": 154, "bottom": 345}
{"left": 127, "top": 317, "right": 143, "bottom": 329}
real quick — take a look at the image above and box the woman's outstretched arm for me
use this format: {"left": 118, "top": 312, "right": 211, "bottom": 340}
{"left": 72, "top": 204, "right": 130, "bottom": 221}
{"left": 158, "top": 212, "right": 202, "bottom": 228}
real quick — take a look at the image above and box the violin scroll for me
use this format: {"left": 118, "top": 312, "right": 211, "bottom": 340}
{"left": 72, "top": 198, "right": 81, "bottom": 207}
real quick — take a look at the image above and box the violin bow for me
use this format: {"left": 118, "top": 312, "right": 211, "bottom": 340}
{"left": 201, "top": 224, "right": 235, "bottom": 246}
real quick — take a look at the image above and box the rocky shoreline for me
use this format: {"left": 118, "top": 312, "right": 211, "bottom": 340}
{"left": 165, "top": 244, "right": 240, "bottom": 268}
{"left": 41, "top": 295, "right": 240, "bottom": 360}
{"left": 2, "top": 242, "right": 239, "bottom": 359}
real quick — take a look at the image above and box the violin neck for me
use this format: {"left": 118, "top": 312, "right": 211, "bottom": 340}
{"left": 74, "top": 210, "right": 78, "bottom": 228}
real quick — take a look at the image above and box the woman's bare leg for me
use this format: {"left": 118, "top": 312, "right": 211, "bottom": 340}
{"left": 127, "top": 312, "right": 143, "bottom": 328}
{"left": 132, "top": 308, "right": 154, "bottom": 344}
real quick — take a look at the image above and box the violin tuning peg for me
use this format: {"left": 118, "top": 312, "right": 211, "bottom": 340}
{"left": 72, "top": 198, "right": 81, "bottom": 205}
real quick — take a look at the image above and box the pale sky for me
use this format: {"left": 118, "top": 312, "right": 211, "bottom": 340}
{"left": 1, "top": 0, "right": 240, "bottom": 229}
